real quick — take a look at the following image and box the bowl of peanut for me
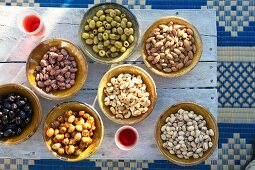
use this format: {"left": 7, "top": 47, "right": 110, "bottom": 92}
{"left": 97, "top": 64, "right": 157, "bottom": 125}
{"left": 26, "top": 38, "right": 88, "bottom": 101}
{"left": 142, "top": 16, "right": 203, "bottom": 78}
{"left": 43, "top": 102, "right": 104, "bottom": 161}
{"left": 155, "top": 102, "right": 218, "bottom": 166}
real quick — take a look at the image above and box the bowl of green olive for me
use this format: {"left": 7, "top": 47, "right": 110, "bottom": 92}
{"left": 79, "top": 2, "right": 140, "bottom": 64}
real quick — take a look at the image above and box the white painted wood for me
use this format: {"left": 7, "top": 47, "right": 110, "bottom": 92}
{"left": 0, "top": 7, "right": 216, "bottom": 62}
{"left": 0, "top": 62, "right": 216, "bottom": 88}
{"left": 0, "top": 89, "right": 218, "bottom": 160}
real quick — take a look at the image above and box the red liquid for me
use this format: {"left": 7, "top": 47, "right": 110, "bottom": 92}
{"left": 23, "top": 15, "right": 41, "bottom": 33}
{"left": 118, "top": 128, "right": 137, "bottom": 147}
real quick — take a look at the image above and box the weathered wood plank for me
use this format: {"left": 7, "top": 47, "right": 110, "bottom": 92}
{"left": 0, "top": 7, "right": 216, "bottom": 62}
{"left": 0, "top": 88, "right": 218, "bottom": 160}
{"left": 0, "top": 62, "right": 217, "bottom": 88}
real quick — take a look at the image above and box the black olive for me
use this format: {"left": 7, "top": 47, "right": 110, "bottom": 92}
{"left": 10, "top": 103, "right": 18, "bottom": 111}
{"left": 15, "top": 128, "right": 22, "bottom": 135}
{"left": 15, "top": 117, "right": 22, "bottom": 125}
{"left": 2, "top": 115, "right": 9, "bottom": 125}
{"left": 15, "top": 95, "right": 21, "bottom": 100}
{"left": 19, "top": 110, "right": 27, "bottom": 120}
{"left": 23, "top": 105, "right": 31, "bottom": 112}
{"left": 24, "top": 117, "right": 31, "bottom": 125}
{"left": 8, "top": 110, "right": 16, "bottom": 119}
{"left": 2, "top": 108, "right": 9, "bottom": 115}
{"left": 17, "top": 100, "right": 25, "bottom": 107}
{"left": 4, "top": 129, "right": 13, "bottom": 137}
{"left": 26, "top": 109, "right": 33, "bottom": 116}
{"left": 7, "top": 94, "right": 16, "bottom": 102}
{"left": 0, "top": 112, "right": 3, "bottom": 118}
{"left": 6, "top": 124, "right": 16, "bottom": 130}
{"left": 3, "top": 102, "right": 11, "bottom": 110}
{"left": 0, "top": 131, "right": 4, "bottom": 138}
{"left": 22, "top": 97, "right": 28, "bottom": 103}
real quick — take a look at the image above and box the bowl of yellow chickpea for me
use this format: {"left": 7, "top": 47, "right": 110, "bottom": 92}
{"left": 43, "top": 102, "right": 104, "bottom": 162}
{"left": 79, "top": 2, "right": 140, "bottom": 64}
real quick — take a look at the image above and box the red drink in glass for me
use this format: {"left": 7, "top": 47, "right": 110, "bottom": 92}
{"left": 115, "top": 126, "right": 139, "bottom": 150}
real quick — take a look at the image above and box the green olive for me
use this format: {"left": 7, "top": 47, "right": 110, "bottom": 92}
{"left": 110, "top": 46, "right": 117, "bottom": 53}
{"left": 114, "top": 41, "right": 122, "bottom": 49}
{"left": 96, "top": 10, "right": 104, "bottom": 17}
{"left": 93, "top": 29, "right": 98, "bottom": 35}
{"left": 99, "top": 15, "right": 106, "bottom": 21}
{"left": 98, "top": 44, "right": 104, "bottom": 50}
{"left": 120, "top": 21, "right": 126, "bottom": 29}
{"left": 117, "top": 27, "right": 123, "bottom": 34}
{"left": 109, "top": 34, "right": 115, "bottom": 40}
{"left": 103, "top": 40, "right": 110, "bottom": 47}
{"left": 92, "top": 45, "right": 99, "bottom": 53}
{"left": 127, "top": 22, "right": 132, "bottom": 28}
{"left": 116, "top": 23, "right": 121, "bottom": 27}
{"left": 128, "top": 35, "right": 134, "bottom": 43}
{"left": 123, "top": 41, "right": 130, "bottom": 47}
{"left": 114, "top": 16, "right": 121, "bottom": 22}
{"left": 106, "top": 50, "right": 111, "bottom": 57}
{"left": 120, "top": 14, "right": 126, "bottom": 18}
{"left": 120, "top": 47, "right": 127, "bottom": 53}
{"left": 93, "top": 16, "right": 99, "bottom": 22}
{"left": 129, "top": 28, "right": 134, "bottom": 35}
{"left": 105, "top": 9, "right": 112, "bottom": 14}
{"left": 105, "top": 23, "right": 112, "bottom": 30}
{"left": 98, "top": 33, "right": 103, "bottom": 41}
{"left": 104, "top": 30, "right": 111, "bottom": 34}
{"left": 89, "top": 20, "right": 96, "bottom": 29}
{"left": 102, "top": 21, "right": 108, "bottom": 26}
{"left": 121, "top": 34, "right": 127, "bottom": 41}
{"left": 98, "top": 26, "right": 105, "bottom": 33}
{"left": 114, "top": 9, "right": 121, "bottom": 16}
{"left": 124, "top": 28, "right": 130, "bottom": 35}
{"left": 96, "top": 21, "right": 103, "bottom": 27}
{"left": 106, "top": 16, "right": 113, "bottom": 23}
{"left": 115, "top": 35, "right": 120, "bottom": 40}
{"left": 89, "top": 33, "right": 94, "bottom": 39}
{"left": 82, "top": 33, "right": 90, "bottom": 39}
{"left": 93, "top": 36, "right": 99, "bottom": 44}
{"left": 122, "top": 18, "right": 128, "bottom": 23}
{"left": 111, "top": 20, "right": 117, "bottom": 27}
{"left": 110, "top": 40, "right": 116, "bottom": 45}
{"left": 99, "top": 50, "right": 106, "bottom": 57}
{"left": 112, "top": 28, "right": 117, "bottom": 34}
{"left": 110, "top": 10, "right": 116, "bottom": 17}
{"left": 84, "top": 25, "right": 91, "bottom": 31}
{"left": 85, "top": 39, "right": 93, "bottom": 45}
{"left": 111, "top": 52, "right": 119, "bottom": 58}
{"left": 103, "top": 33, "right": 109, "bottom": 40}
{"left": 86, "top": 18, "right": 92, "bottom": 24}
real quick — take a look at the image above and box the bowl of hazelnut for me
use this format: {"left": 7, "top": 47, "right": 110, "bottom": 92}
{"left": 142, "top": 16, "right": 203, "bottom": 78}
{"left": 26, "top": 38, "right": 88, "bottom": 101}
{"left": 97, "top": 64, "right": 157, "bottom": 125}
{"left": 43, "top": 101, "right": 104, "bottom": 161}
{"left": 0, "top": 83, "right": 42, "bottom": 145}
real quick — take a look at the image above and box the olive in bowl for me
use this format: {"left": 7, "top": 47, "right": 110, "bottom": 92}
{"left": 26, "top": 38, "right": 88, "bottom": 101}
{"left": 0, "top": 83, "right": 42, "bottom": 145}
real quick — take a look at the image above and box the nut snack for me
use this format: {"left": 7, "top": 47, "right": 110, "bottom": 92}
{"left": 104, "top": 73, "right": 151, "bottom": 119}
{"left": 34, "top": 46, "right": 78, "bottom": 92}
{"left": 160, "top": 109, "right": 214, "bottom": 159}
{"left": 81, "top": 8, "right": 135, "bottom": 58}
{"left": 46, "top": 110, "right": 96, "bottom": 156}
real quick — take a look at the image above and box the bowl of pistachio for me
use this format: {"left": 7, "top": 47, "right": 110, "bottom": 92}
{"left": 79, "top": 2, "right": 140, "bottom": 64}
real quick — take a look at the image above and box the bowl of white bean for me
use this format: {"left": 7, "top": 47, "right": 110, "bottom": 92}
{"left": 155, "top": 102, "right": 218, "bottom": 166}
{"left": 97, "top": 64, "right": 157, "bottom": 125}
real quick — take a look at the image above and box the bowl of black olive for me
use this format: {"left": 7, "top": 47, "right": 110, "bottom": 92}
{"left": 0, "top": 83, "right": 42, "bottom": 144}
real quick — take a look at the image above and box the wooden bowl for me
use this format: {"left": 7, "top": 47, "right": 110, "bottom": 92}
{"left": 97, "top": 64, "right": 157, "bottom": 125}
{"left": 43, "top": 102, "right": 104, "bottom": 162}
{"left": 155, "top": 102, "right": 218, "bottom": 166}
{"left": 142, "top": 16, "right": 203, "bottom": 78}
{"left": 0, "top": 83, "right": 42, "bottom": 145}
{"left": 26, "top": 38, "right": 88, "bottom": 101}
{"left": 79, "top": 2, "right": 140, "bottom": 64}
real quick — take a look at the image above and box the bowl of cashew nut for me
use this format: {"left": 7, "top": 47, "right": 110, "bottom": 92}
{"left": 97, "top": 64, "right": 157, "bottom": 125}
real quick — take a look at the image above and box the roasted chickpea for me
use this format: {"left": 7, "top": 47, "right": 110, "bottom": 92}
{"left": 58, "top": 148, "right": 65, "bottom": 154}
{"left": 46, "top": 128, "right": 54, "bottom": 138}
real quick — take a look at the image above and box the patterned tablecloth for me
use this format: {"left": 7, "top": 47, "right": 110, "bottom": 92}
{"left": 0, "top": 0, "right": 254, "bottom": 170}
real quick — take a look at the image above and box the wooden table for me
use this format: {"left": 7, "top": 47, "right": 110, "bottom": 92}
{"left": 0, "top": 6, "right": 217, "bottom": 160}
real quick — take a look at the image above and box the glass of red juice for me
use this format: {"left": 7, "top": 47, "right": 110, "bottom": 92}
{"left": 17, "top": 10, "right": 45, "bottom": 37}
{"left": 115, "top": 126, "right": 139, "bottom": 151}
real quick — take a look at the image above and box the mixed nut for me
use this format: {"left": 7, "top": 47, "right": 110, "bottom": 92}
{"left": 81, "top": 8, "right": 135, "bottom": 58}
{"left": 34, "top": 46, "right": 78, "bottom": 92}
{"left": 145, "top": 21, "right": 196, "bottom": 73}
{"left": 0, "top": 93, "right": 33, "bottom": 138}
{"left": 161, "top": 109, "right": 214, "bottom": 159}
{"left": 104, "top": 73, "right": 151, "bottom": 119}
{"left": 46, "top": 110, "right": 96, "bottom": 155}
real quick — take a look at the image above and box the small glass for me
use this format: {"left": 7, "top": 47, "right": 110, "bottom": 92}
{"left": 17, "top": 10, "right": 46, "bottom": 38}
{"left": 115, "top": 126, "right": 139, "bottom": 151}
